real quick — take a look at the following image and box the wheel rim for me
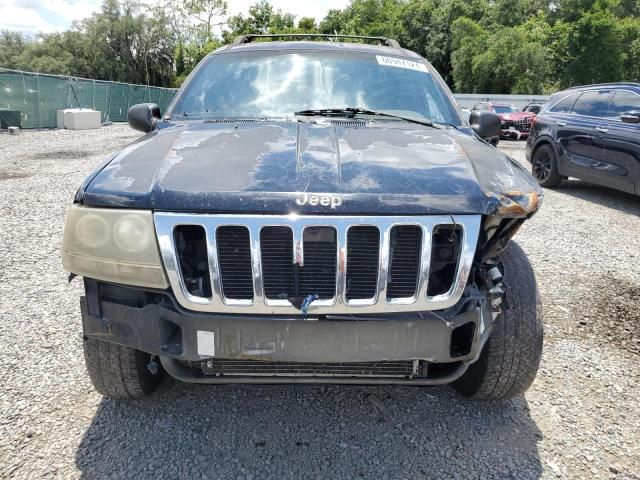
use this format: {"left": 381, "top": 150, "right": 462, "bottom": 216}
{"left": 532, "top": 150, "right": 552, "bottom": 181}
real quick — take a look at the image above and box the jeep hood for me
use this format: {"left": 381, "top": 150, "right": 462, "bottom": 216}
{"left": 79, "top": 121, "right": 541, "bottom": 217}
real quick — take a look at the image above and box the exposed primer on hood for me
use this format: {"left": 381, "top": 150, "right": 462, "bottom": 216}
{"left": 79, "top": 121, "right": 542, "bottom": 218}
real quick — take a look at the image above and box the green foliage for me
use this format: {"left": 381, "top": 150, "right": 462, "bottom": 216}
{"left": 397, "top": 0, "right": 488, "bottom": 84}
{"left": 223, "top": 0, "right": 297, "bottom": 40}
{"left": 298, "top": 17, "right": 317, "bottom": 33}
{"left": 561, "top": 9, "right": 624, "bottom": 86}
{"left": 450, "top": 0, "right": 638, "bottom": 92}
{"left": 451, "top": 16, "right": 550, "bottom": 94}
{"left": 0, "top": 0, "right": 638, "bottom": 92}
{"left": 619, "top": 18, "right": 640, "bottom": 81}
{"left": 0, "top": 31, "right": 27, "bottom": 69}
{"left": 450, "top": 18, "right": 490, "bottom": 93}
{"left": 317, "top": 0, "right": 401, "bottom": 37}
{"left": 184, "top": 0, "right": 227, "bottom": 41}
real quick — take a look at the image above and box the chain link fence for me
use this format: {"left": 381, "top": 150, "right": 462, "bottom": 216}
{"left": 0, "top": 68, "right": 177, "bottom": 129}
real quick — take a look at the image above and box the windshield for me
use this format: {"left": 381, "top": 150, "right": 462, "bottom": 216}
{"left": 168, "top": 50, "right": 463, "bottom": 126}
{"left": 493, "top": 105, "right": 516, "bottom": 114}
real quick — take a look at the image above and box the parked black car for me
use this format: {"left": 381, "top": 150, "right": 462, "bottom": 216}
{"left": 63, "top": 34, "right": 543, "bottom": 401}
{"left": 526, "top": 83, "right": 640, "bottom": 195}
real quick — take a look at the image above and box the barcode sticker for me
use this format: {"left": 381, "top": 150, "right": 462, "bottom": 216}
{"left": 376, "top": 55, "right": 428, "bottom": 73}
{"left": 197, "top": 330, "right": 216, "bottom": 357}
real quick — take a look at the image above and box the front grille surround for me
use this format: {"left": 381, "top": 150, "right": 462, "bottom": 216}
{"left": 155, "top": 214, "right": 481, "bottom": 314}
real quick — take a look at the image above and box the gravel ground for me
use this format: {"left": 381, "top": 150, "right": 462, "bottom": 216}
{"left": 1, "top": 126, "right": 639, "bottom": 480}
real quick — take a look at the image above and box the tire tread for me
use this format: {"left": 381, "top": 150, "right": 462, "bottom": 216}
{"left": 454, "top": 241, "right": 543, "bottom": 400}
{"left": 83, "top": 337, "right": 161, "bottom": 399}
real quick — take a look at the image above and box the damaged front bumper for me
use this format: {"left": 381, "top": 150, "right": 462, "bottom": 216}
{"left": 81, "top": 280, "right": 495, "bottom": 385}
{"left": 500, "top": 120, "right": 531, "bottom": 140}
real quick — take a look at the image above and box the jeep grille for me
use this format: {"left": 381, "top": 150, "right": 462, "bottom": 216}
{"left": 154, "top": 214, "right": 481, "bottom": 314}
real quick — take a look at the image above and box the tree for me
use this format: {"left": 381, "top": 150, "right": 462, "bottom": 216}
{"left": 486, "top": 0, "right": 549, "bottom": 27}
{"left": 560, "top": 9, "right": 624, "bottom": 86}
{"left": 0, "top": 31, "right": 28, "bottom": 70}
{"left": 619, "top": 17, "right": 640, "bottom": 81}
{"left": 184, "top": 0, "right": 227, "bottom": 42}
{"left": 320, "top": 0, "right": 401, "bottom": 37}
{"left": 13, "top": 33, "right": 75, "bottom": 75}
{"left": 223, "top": 0, "right": 305, "bottom": 41}
{"left": 298, "top": 17, "right": 317, "bottom": 32}
{"left": 319, "top": 9, "right": 349, "bottom": 34}
{"left": 2, "top": 0, "right": 639, "bottom": 92}
{"left": 398, "top": 0, "right": 488, "bottom": 85}
{"left": 450, "top": 17, "right": 489, "bottom": 92}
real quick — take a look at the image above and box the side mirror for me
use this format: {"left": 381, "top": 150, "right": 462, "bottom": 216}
{"left": 621, "top": 111, "right": 640, "bottom": 124}
{"left": 470, "top": 111, "right": 501, "bottom": 140}
{"left": 127, "top": 103, "right": 161, "bottom": 133}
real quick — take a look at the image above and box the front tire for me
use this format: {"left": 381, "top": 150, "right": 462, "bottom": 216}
{"left": 531, "top": 144, "right": 562, "bottom": 187}
{"left": 83, "top": 338, "right": 164, "bottom": 399}
{"left": 453, "top": 242, "right": 543, "bottom": 400}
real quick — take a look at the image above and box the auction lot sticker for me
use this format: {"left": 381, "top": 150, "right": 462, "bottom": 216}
{"left": 376, "top": 55, "right": 428, "bottom": 73}
{"left": 197, "top": 330, "right": 216, "bottom": 356}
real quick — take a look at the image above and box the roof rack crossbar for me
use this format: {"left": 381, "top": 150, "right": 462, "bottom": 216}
{"left": 231, "top": 34, "right": 402, "bottom": 49}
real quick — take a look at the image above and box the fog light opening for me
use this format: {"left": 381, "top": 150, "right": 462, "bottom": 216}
{"left": 159, "top": 319, "right": 183, "bottom": 356}
{"left": 450, "top": 321, "right": 476, "bottom": 358}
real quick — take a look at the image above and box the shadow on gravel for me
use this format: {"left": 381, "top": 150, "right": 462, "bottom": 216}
{"left": 553, "top": 180, "right": 640, "bottom": 216}
{"left": 75, "top": 381, "right": 542, "bottom": 479}
{"left": 29, "top": 149, "right": 94, "bottom": 160}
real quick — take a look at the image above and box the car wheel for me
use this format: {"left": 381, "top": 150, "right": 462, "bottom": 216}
{"left": 84, "top": 337, "right": 165, "bottom": 399}
{"left": 531, "top": 144, "right": 562, "bottom": 187}
{"left": 453, "top": 241, "right": 543, "bottom": 400}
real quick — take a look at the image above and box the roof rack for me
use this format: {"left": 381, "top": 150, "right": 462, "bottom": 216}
{"left": 231, "top": 34, "right": 402, "bottom": 49}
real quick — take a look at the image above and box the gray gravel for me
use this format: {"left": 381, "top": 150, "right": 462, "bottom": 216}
{"left": 1, "top": 126, "right": 639, "bottom": 480}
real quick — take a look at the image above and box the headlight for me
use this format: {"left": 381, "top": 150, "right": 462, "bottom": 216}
{"left": 62, "top": 205, "right": 169, "bottom": 289}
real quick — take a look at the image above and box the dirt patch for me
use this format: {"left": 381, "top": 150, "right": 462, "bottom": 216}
{"left": 30, "top": 149, "right": 92, "bottom": 160}
{"left": 575, "top": 274, "right": 640, "bottom": 355}
{"left": 0, "top": 169, "right": 31, "bottom": 181}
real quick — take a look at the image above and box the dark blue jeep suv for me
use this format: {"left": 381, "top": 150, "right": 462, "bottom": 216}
{"left": 526, "top": 83, "right": 640, "bottom": 195}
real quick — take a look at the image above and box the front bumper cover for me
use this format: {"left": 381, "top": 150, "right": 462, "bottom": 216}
{"left": 81, "top": 282, "right": 494, "bottom": 384}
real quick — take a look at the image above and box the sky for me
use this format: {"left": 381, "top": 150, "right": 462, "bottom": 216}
{"left": 0, "top": 0, "right": 350, "bottom": 34}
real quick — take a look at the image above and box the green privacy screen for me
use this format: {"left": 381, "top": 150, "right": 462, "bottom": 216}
{"left": 0, "top": 68, "right": 176, "bottom": 129}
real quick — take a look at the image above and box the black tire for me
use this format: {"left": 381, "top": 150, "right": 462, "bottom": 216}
{"left": 531, "top": 144, "right": 562, "bottom": 187}
{"left": 83, "top": 337, "right": 164, "bottom": 399}
{"left": 453, "top": 242, "right": 543, "bottom": 400}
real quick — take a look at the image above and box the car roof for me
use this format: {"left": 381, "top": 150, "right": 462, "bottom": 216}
{"left": 560, "top": 82, "right": 640, "bottom": 93}
{"left": 216, "top": 40, "right": 423, "bottom": 59}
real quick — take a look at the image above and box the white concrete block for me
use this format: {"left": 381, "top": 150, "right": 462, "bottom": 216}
{"left": 56, "top": 110, "right": 66, "bottom": 129}
{"left": 63, "top": 109, "right": 102, "bottom": 130}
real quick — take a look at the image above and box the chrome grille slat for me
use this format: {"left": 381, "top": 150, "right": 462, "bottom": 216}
{"left": 154, "top": 214, "right": 481, "bottom": 314}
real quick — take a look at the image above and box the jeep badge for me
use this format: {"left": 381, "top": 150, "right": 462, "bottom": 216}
{"left": 295, "top": 193, "right": 342, "bottom": 209}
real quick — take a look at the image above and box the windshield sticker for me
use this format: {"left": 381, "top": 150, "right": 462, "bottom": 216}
{"left": 376, "top": 55, "right": 428, "bottom": 73}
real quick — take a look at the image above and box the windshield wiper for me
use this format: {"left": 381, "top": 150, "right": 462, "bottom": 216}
{"left": 294, "top": 108, "right": 435, "bottom": 128}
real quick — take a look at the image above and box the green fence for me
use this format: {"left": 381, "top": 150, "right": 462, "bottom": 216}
{"left": 0, "top": 68, "right": 177, "bottom": 129}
